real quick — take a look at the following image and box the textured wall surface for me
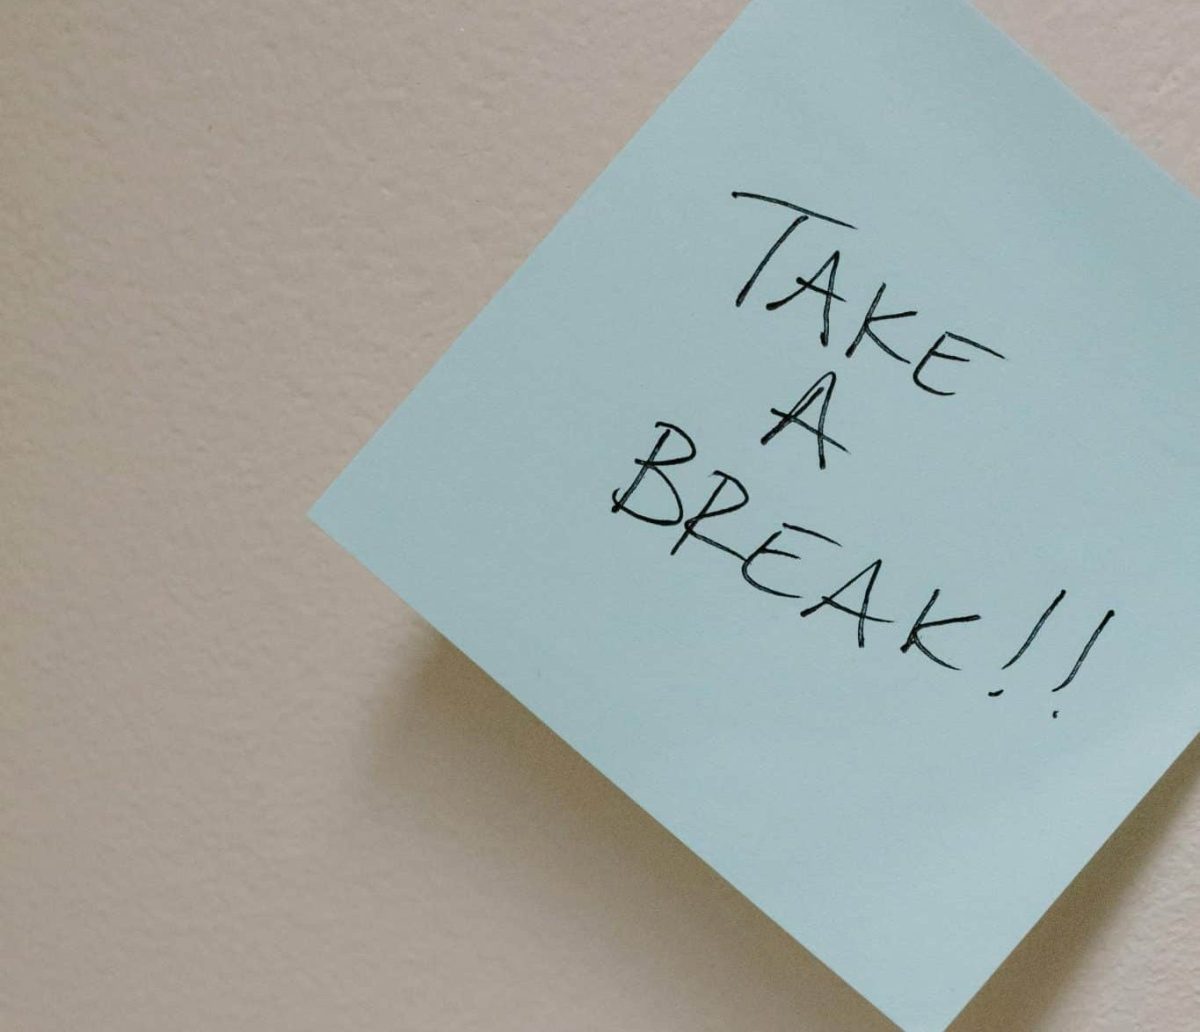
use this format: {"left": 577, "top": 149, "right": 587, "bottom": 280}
{"left": 3, "top": 2, "right": 1198, "bottom": 1030}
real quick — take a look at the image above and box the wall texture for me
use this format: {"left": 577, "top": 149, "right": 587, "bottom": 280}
{"left": 3, "top": 2, "right": 1198, "bottom": 1029}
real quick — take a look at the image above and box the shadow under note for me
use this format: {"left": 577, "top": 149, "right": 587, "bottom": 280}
{"left": 949, "top": 730, "right": 1200, "bottom": 1030}
{"left": 371, "top": 623, "right": 1197, "bottom": 1032}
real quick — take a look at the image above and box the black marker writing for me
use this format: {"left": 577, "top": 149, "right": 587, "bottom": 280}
{"left": 741, "top": 523, "right": 842, "bottom": 599}
{"left": 800, "top": 558, "right": 892, "bottom": 648}
{"left": 602, "top": 187, "right": 1120, "bottom": 725}
{"left": 844, "top": 283, "right": 917, "bottom": 364}
{"left": 913, "top": 333, "right": 1007, "bottom": 397}
{"left": 900, "top": 588, "right": 982, "bottom": 671}
{"left": 1052, "top": 610, "right": 1117, "bottom": 694}
{"left": 1000, "top": 590, "right": 1068, "bottom": 672}
{"left": 760, "top": 370, "right": 846, "bottom": 470}
{"left": 609, "top": 420, "right": 1120, "bottom": 718}
{"left": 672, "top": 471, "right": 750, "bottom": 559}
{"left": 766, "top": 251, "right": 845, "bottom": 347}
{"left": 610, "top": 421, "right": 696, "bottom": 526}
{"left": 731, "top": 191, "right": 856, "bottom": 308}
{"left": 737, "top": 215, "right": 808, "bottom": 308}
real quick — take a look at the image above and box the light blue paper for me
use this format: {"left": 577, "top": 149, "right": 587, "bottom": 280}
{"left": 310, "top": 2, "right": 1200, "bottom": 1028}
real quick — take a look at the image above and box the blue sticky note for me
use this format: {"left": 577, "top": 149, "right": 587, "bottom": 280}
{"left": 311, "top": 1, "right": 1200, "bottom": 1028}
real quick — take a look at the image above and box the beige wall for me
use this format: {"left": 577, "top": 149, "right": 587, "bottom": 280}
{"left": 4, "top": 2, "right": 1199, "bottom": 1029}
